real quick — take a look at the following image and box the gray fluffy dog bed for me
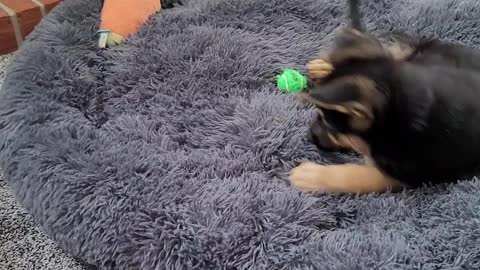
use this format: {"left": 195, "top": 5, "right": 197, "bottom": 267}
{"left": 1, "top": 0, "right": 480, "bottom": 269}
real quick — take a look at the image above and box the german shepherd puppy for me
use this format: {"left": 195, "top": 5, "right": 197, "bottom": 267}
{"left": 289, "top": 2, "right": 480, "bottom": 194}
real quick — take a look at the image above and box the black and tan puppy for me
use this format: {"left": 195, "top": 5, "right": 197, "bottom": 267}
{"left": 289, "top": 29, "right": 480, "bottom": 194}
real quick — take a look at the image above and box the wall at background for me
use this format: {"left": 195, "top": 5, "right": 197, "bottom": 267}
{"left": 0, "top": 0, "right": 62, "bottom": 55}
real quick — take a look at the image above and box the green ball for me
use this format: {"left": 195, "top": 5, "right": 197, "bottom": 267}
{"left": 276, "top": 69, "right": 307, "bottom": 94}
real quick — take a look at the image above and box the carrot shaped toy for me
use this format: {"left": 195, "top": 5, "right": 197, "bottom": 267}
{"left": 98, "top": 0, "right": 161, "bottom": 48}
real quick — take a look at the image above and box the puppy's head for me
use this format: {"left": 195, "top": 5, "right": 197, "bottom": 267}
{"left": 306, "top": 75, "right": 385, "bottom": 139}
{"left": 328, "top": 28, "right": 391, "bottom": 65}
{"left": 307, "top": 29, "right": 393, "bottom": 148}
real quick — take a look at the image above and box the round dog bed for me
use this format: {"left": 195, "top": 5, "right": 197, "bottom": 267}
{"left": 1, "top": 0, "right": 480, "bottom": 269}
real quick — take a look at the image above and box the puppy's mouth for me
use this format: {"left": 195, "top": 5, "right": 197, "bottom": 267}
{"left": 335, "top": 133, "right": 370, "bottom": 156}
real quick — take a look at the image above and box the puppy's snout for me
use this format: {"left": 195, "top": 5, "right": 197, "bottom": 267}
{"left": 308, "top": 120, "right": 324, "bottom": 143}
{"left": 308, "top": 117, "right": 370, "bottom": 155}
{"left": 306, "top": 126, "right": 315, "bottom": 143}
{"left": 308, "top": 118, "right": 340, "bottom": 151}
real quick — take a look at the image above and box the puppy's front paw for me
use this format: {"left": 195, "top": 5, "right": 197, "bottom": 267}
{"left": 289, "top": 162, "right": 332, "bottom": 193}
{"left": 307, "top": 59, "right": 334, "bottom": 81}
{"left": 289, "top": 162, "right": 397, "bottom": 194}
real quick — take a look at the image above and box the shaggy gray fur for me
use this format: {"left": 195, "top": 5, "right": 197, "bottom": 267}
{"left": 1, "top": 0, "right": 480, "bottom": 269}
{"left": 0, "top": 54, "right": 88, "bottom": 270}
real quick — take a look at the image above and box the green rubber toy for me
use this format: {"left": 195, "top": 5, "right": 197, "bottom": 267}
{"left": 276, "top": 69, "right": 308, "bottom": 94}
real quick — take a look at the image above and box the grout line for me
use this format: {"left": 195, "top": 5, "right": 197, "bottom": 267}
{"left": 0, "top": 2, "right": 23, "bottom": 47}
{"left": 31, "top": 0, "right": 47, "bottom": 17}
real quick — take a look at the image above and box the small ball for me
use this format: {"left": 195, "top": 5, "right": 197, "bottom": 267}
{"left": 276, "top": 69, "right": 307, "bottom": 94}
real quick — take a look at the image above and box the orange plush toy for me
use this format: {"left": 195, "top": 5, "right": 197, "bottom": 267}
{"left": 98, "top": 0, "right": 161, "bottom": 48}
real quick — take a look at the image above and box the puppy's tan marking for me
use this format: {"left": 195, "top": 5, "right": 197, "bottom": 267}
{"left": 384, "top": 42, "right": 414, "bottom": 61}
{"left": 350, "top": 114, "right": 372, "bottom": 131}
{"left": 289, "top": 162, "right": 400, "bottom": 194}
{"left": 300, "top": 92, "right": 362, "bottom": 116}
{"left": 327, "top": 133, "right": 344, "bottom": 147}
{"left": 307, "top": 59, "right": 334, "bottom": 81}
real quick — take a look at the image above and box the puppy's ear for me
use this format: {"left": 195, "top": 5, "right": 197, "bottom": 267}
{"left": 379, "top": 32, "right": 423, "bottom": 60}
{"left": 329, "top": 28, "right": 391, "bottom": 64}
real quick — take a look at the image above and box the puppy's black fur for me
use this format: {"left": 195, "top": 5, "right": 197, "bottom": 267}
{"left": 308, "top": 29, "right": 480, "bottom": 187}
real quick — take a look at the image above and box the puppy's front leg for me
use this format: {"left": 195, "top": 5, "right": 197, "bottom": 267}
{"left": 289, "top": 162, "right": 401, "bottom": 194}
{"left": 307, "top": 59, "right": 334, "bottom": 81}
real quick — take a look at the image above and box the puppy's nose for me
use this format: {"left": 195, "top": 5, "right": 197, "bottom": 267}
{"left": 306, "top": 127, "right": 315, "bottom": 143}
